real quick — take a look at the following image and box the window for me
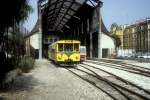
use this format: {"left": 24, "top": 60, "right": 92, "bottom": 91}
{"left": 132, "top": 28, "right": 135, "bottom": 33}
{"left": 54, "top": 39, "right": 57, "bottom": 42}
{"left": 58, "top": 44, "right": 63, "bottom": 51}
{"left": 64, "top": 44, "right": 73, "bottom": 52}
{"left": 45, "top": 38, "right": 48, "bottom": 43}
{"left": 80, "top": 48, "right": 86, "bottom": 53}
{"left": 74, "top": 44, "right": 79, "bottom": 52}
{"left": 141, "top": 26, "right": 144, "bottom": 30}
{"left": 148, "top": 24, "right": 150, "bottom": 29}
{"left": 49, "top": 38, "right": 53, "bottom": 42}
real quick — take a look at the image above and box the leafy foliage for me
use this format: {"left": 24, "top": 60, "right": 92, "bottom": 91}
{"left": 0, "top": 0, "right": 33, "bottom": 84}
{"left": 18, "top": 56, "right": 35, "bottom": 73}
{"left": 0, "top": 0, "right": 33, "bottom": 32}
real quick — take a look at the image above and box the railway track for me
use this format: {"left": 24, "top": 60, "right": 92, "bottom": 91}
{"left": 86, "top": 60, "right": 150, "bottom": 77}
{"left": 64, "top": 63, "right": 150, "bottom": 100}
{"left": 81, "top": 63, "right": 150, "bottom": 93}
{"left": 91, "top": 59, "right": 150, "bottom": 71}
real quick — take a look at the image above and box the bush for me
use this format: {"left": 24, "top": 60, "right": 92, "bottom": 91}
{"left": 18, "top": 56, "right": 35, "bottom": 73}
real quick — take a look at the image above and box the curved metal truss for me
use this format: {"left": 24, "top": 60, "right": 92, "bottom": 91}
{"left": 38, "top": 0, "right": 100, "bottom": 32}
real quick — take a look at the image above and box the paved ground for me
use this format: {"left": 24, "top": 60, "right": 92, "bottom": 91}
{"left": 0, "top": 59, "right": 112, "bottom": 100}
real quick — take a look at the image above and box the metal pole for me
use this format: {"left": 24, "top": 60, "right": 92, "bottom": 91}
{"left": 98, "top": 2, "right": 102, "bottom": 58}
{"left": 38, "top": 3, "right": 42, "bottom": 59}
{"left": 147, "top": 19, "right": 150, "bottom": 58}
{"left": 77, "top": 27, "right": 79, "bottom": 40}
{"left": 29, "top": 37, "right": 30, "bottom": 56}
{"left": 84, "top": 19, "right": 89, "bottom": 46}
{"left": 90, "top": 32, "right": 93, "bottom": 58}
{"left": 74, "top": 29, "right": 76, "bottom": 40}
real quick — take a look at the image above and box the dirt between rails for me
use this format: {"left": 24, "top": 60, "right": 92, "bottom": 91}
{"left": 0, "top": 59, "right": 113, "bottom": 100}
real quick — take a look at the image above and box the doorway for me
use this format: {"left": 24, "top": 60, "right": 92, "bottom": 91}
{"left": 102, "top": 48, "right": 109, "bottom": 58}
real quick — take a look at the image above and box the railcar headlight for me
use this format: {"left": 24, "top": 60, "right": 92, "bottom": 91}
{"left": 76, "top": 56, "right": 79, "bottom": 59}
{"left": 58, "top": 56, "right": 61, "bottom": 59}
{"left": 58, "top": 57, "right": 61, "bottom": 59}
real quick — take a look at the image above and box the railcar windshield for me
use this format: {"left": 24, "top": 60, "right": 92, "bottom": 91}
{"left": 58, "top": 43, "right": 63, "bottom": 51}
{"left": 80, "top": 48, "right": 86, "bottom": 53}
{"left": 74, "top": 43, "right": 79, "bottom": 52}
{"left": 64, "top": 44, "right": 73, "bottom": 52}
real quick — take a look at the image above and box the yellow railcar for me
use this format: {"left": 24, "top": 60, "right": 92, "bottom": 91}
{"left": 48, "top": 40, "right": 80, "bottom": 65}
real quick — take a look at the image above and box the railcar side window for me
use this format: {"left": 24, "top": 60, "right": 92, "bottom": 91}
{"left": 80, "top": 48, "right": 85, "bottom": 53}
{"left": 74, "top": 44, "right": 79, "bottom": 52}
{"left": 64, "top": 44, "right": 73, "bottom": 52}
{"left": 58, "top": 44, "right": 63, "bottom": 51}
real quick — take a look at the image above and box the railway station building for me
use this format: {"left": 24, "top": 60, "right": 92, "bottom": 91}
{"left": 26, "top": 0, "right": 116, "bottom": 59}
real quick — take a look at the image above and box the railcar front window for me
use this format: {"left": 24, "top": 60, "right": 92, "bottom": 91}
{"left": 80, "top": 48, "right": 86, "bottom": 53}
{"left": 74, "top": 44, "right": 79, "bottom": 52}
{"left": 58, "top": 44, "right": 63, "bottom": 51}
{"left": 64, "top": 44, "right": 73, "bottom": 52}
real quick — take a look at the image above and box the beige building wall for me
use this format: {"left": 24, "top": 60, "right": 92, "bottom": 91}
{"left": 30, "top": 33, "right": 39, "bottom": 49}
{"left": 112, "top": 18, "right": 150, "bottom": 57}
{"left": 101, "top": 33, "right": 116, "bottom": 58}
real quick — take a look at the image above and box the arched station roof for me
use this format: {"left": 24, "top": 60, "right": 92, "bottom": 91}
{"left": 30, "top": 0, "right": 109, "bottom": 35}
{"left": 38, "top": 0, "right": 102, "bottom": 32}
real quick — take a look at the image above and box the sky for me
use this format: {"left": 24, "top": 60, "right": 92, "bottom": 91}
{"left": 23, "top": 0, "right": 150, "bottom": 32}
{"left": 24, "top": 0, "right": 38, "bottom": 32}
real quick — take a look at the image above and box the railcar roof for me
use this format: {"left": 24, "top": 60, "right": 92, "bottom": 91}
{"left": 56, "top": 40, "right": 80, "bottom": 43}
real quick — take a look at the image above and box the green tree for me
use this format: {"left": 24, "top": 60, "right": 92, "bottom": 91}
{"left": 0, "top": 0, "right": 33, "bottom": 31}
{"left": 0, "top": 0, "right": 33, "bottom": 84}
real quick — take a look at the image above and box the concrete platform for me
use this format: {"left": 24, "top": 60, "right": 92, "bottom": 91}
{"left": 0, "top": 59, "right": 112, "bottom": 100}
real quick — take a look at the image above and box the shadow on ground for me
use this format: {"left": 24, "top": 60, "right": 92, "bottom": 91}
{"left": 0, "top": 97, "right": 5, "bottom": 100}
{"left": 49, "top": 60, "right": 77, "bottom": 68}
{"left": 0, "top": 74, "right": 39, "bottom": 93}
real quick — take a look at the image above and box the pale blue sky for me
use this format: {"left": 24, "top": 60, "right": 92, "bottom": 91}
{"left": 101, "top": 0, "right": 150, "bottom": 29}
{"left": 24, "top": 0, "right": 150, "bottom": 32}
{"left": 24, "top": 0, "right": 38, "bottom": 32}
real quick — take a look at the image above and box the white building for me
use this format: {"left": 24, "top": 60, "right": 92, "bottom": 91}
{"left": 25, "top": 21, "right": 40, "bottom": 58}
{"left": 101, "top": 32, "right": 116, "bottom": 58}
